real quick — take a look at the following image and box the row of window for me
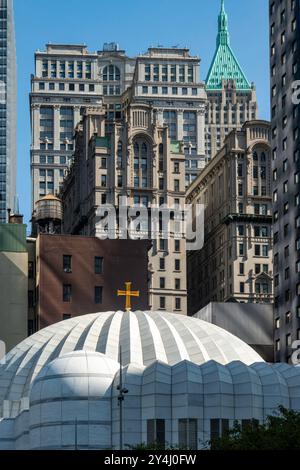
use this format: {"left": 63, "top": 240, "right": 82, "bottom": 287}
{"left": 143, "top": 64, "right": 194, "bottom": 83}
{"left": 142, "top": 86, "right": 198, "bottom": 96}
{"left": 41, "top": 60, "right": 92, "bottom": 79}
{"left": 63, "top": 255, "right": 103, "bottom": 274}
{"left": 38, "top": 156, "right": 68, "bottom": 165}
{"left": 39, "top": 82, "right": 95, "bottom": 92}
{"left": 159, "top": 296, "right": 182, "bottom": 311}
{"left": 237, "top": 225, "right": 270, "bottom": 237}
{"left": 63, "top": 284, "right": 103, "bottom": 304}
{"left": 238, "top": 243, "right": 269, "bottom": 258}
{"left": 274, "top": 201, "right": 299, "bottom": 219}
{"left": 147, "top": 418, "right": 259, "bottom": 449}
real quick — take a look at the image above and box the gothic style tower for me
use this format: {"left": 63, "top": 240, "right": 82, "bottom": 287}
{"left": 205, "top": 0, "right": 258, "bottom": 161}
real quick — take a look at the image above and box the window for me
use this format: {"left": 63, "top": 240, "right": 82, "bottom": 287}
{"left": 174, "top": 179, "right": 180, "bottom": 192}
{"left": 159, "top": 297, "right": 166, "bottom": 309}
{"left": 238, "top": 225, "right": 244, "bottom": 236}
{"left": 178, "top": 419, "right": 198, "bottom": 450}
{"left": 159, "top": 239, "right": 166, "bottom": 251}
{"left": 275, "top": 318, "right": 280, "bottom": 330}
{"left": 262, "top": 245, "right": 268, "bottom": 257}
{"left": 175, "top": 298, "right": 181, "bottom": 310}
{"left": 160, "top": 277, "right": 165, "bottom": 289}
{"left": 95, "top": 256, "right": 103, "bottom": 274}
{"left": 147, "top": 420, "right": 165, "bottom": 448}
{"left": 63, "top": 255, "right": 72, "bottom": 273}
{"left": 63, "top": 314, "right": 71, "bottom": 321}
{"left": 286, "top": 334, "right": 292, "bottom": 347}
{"left": 210, "top": 419, "right": 229, "bottom": 442}
{"left": 95, "top": 286, "right": 103, "bottom": 304}
{"left": 63, "top": 284, "right": 72, "bottom": 302}
{"left": 255, "top": 245, "right": 261, "bottom": 256}
{"left": 276, "top": 339, "right": 280, "bottom": 352}
{"left": 103, "top": 65, "right": 120, "bottom": 81}
{"left": 239, "top": 243, "right": 244, "bottom": 256}
{"left": 160, "top": 258, "right": 165, "bottom": 270}
{"left": 175, "top": 278, "right": 181, "bottom": 290}
{"left": 101, "top": 175, "right": 107, "bottom": 187}
{"left": 239, "top": 263, "right": 245, "bottom": 275}
{"left": 175, "top": 240, "right": 180, "bottom": 252}
{"left": 175, "top": 259, "right": 180, "bottom": 271}
{"left": 240, "top": 282, "right": 245, "bottom": 294}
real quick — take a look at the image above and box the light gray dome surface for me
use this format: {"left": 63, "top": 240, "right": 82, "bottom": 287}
{"left": 0, "top": 310, "right": 263, "bottom": 406}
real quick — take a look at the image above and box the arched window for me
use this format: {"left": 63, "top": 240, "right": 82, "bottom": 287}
{"left": 103, "top": 65, "right": 121, "bottom": 81}
{"left": 253, "top": 151, "right": 258, "bottom": 161}
{"left": 261, "top": 152, "right": 266, "bottom": 162}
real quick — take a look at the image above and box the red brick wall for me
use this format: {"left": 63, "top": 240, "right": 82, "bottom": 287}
{"left": 38, "top": 235, "right": 150, "bottom": 328}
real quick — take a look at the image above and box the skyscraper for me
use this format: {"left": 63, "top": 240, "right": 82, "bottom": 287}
{"left": 0, "top": 0, "right": 16, "bottom": 223}
{"left": 205, "top": 0, "right": 258, "bottom": 161}
{"left": 270, "top": 0, "right": 300, "bottom": 363}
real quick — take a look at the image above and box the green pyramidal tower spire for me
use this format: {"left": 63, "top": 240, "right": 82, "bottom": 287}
{"left": 206, "top": 0, "right": 251, "bottom": 90}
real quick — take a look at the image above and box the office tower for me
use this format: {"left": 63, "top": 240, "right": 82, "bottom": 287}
{"left": 205, "top": 0, "right": 258, "bottom": 162}
{"left": 0, "top": 0, "right": 16, "bottom": 223}
{"left": 130, "top": 47, "right": 207, "bottom": 186}
{"left": 61, "top": 103, "right": 187, "bottom": 314}
{"left": 187, "top": 121, "right": 273, "bottom": 314}
{"left": 30, "top": 43, "right": 135, "bottom": 208}
{"left": 270, "top": 0, "right": 300, "bottom": 362}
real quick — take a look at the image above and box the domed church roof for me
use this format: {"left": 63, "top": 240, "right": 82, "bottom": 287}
{"left": 0, "top": 310, "right": 263, "bottom": 407}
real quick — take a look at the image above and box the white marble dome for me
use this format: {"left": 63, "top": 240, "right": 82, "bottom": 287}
{"left": 0, "top": 310, "right": 263, "bottom": 411}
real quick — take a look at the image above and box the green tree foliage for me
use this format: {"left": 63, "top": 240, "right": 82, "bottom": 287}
{"left": 211, "top": 407, "right": 300, "bottom": 450}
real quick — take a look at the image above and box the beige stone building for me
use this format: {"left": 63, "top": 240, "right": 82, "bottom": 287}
{"left": 0, "top": 221, "right": 28, "bottom": 352}
{"left": 61, "top": 101, "right": 187, "bottom": 314}
{"left": 187, "top": 121, "right": 273, "bottom": 315}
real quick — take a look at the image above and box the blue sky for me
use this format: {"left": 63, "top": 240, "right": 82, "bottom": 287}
{"left": 14, "top": 0, "right": 270, "bottom": 225}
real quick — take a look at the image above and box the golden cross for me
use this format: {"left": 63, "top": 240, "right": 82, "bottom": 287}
{"left": 117, "top": 282, "right": 140, "bottom": 312}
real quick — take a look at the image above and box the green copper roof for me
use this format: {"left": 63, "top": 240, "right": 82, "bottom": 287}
{"left": 206, "top": 0, "right": 251, "bottom": 91}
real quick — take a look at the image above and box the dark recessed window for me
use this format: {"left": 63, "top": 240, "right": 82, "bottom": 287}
{"left": 95, "top": 257, "right": 103, "bottom": 274}
{"left": 95, "top": 286, "right": 103, "bottom": 304}
{"left": 63, "top": 255, "right": 72, "bottom": 273}
{"left": 63, "top": 284, "right": 72, "bottom": 302}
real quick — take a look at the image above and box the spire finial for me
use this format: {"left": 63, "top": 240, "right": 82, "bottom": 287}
{"left": 218, "top": 0, "right": 230, "bottom": 46}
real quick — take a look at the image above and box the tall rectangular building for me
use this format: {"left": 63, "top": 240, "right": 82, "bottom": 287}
{"left": 270, "top": 0, "right": 300, "bottom": 362}
{"left": 0, "top": 0, "right": 16, "bottom": 223}
{"left": 131, "top": 47, "right": 207, "bottom": 186}
{"left": 187, "top": 121, "right": 273, "bottom": 315}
